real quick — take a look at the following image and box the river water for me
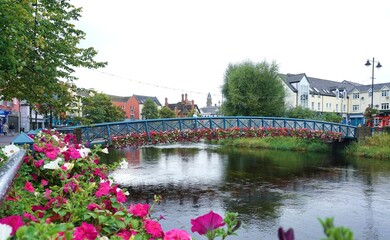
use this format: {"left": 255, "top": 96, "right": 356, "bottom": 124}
{"left": 103, "top": 143, "right": 390, "bottom": 240}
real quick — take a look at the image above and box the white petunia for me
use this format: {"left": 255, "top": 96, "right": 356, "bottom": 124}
{"left": 100, "top": 148, "right": 109, "bottom": 154}
{"left": 52, "top": 135, "right": 59, "bottom": 142}
{"left": 119, "top": 159, "right": 128, "bottom": 169}
{"left": 63, "top": 162, "right": 74, "bottom": 171}
{"left": 60, "top": 146, "right": 68, "bottom": 153}
{"left": 43, "top": 157, "right": 63, "bottom": 170}
{"left": 2, "top": 144, "right": 20, "bottom": 157}
{"left": 0, "top": 223, "right": 12, "bottom": 240}
{"left": 78, "top": 147, "right": 91, "bottom": 158}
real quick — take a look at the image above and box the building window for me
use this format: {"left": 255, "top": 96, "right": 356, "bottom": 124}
{"left": 317, "top": 103, "right": 320, "bottom": 111}
{"left": 343, "top": 104, "right": 346, "bottom": 112}
{"left": 381, "top": 103, "right": 389, "bottom": 110}
{"left": 382, "top": 90, "right": 389, "bottom": 97}
{"left": 6, "top": 101, "right": 11, "bottom": 107}
{"left": 311, "top": 102, "right": 314, "bottom": 110}
{"left": 336, "top": 104, "right": 338, "bottom": 112}
{"left": 368, "top": 90, "right": 372, "bottom": 97}
{"left": 353, "top": 93, "right": 360, "bottom": 99}
{"left": 352, "top": 105, "right": 359, "bottom": 111}
{"left": 130, "top": 106, "right": 135, "bottom": 112}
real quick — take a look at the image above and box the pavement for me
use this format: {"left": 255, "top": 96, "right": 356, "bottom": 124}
{"left": 0, "top": 134, "right": 18, "bottom": 147}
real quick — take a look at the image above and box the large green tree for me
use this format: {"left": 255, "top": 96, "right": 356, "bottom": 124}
{"left": 222, "top": 60, "right": 285, "bottom": 116}
{"left": 81, "top": 93, "right": 125, "bottom": 124}
{"left": 0, "top": 0, "right": 106, "bottom": 110}
{"left": 141, "top": 98, "right": 159, "bottom": 119}
{"left": 159, "top": 106, "right": 176, "bottom": 118}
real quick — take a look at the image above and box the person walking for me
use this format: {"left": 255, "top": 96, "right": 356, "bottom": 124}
{"left": 9, "top": 123, "right": 15, "bottom": 135}
{"left": 2, "top": 122, "right": 8, "bottom": 136}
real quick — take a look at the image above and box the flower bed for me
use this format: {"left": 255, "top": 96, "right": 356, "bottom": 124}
{"left": 111, "top": 127, "right": 343, "bottom": 148}
{"left": 0, "top": 130, "right": 240, "bottom": 239}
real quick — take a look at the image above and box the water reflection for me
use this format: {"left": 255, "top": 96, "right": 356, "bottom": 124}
{"left": 104, "top": 143, "right": 390, "bottom": 240}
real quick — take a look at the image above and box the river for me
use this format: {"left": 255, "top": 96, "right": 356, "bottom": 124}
{"left": 102, "top": 143, "right": 390, "bottom": 239}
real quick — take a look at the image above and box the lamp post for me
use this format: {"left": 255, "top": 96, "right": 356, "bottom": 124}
{"left": 365, "top": 58, "right": 382, "bottom": 127}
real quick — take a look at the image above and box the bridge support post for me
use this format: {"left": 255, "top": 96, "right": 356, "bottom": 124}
{"left": 74, "top": 128, "right": 82, "bottom": 144}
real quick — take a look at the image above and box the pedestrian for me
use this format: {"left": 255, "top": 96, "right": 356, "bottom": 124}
{"left": 9, "top": 123, "right": 15, "bottom": 136}
{"left": 2, "top": 122, "right": 8, "bottom": 136}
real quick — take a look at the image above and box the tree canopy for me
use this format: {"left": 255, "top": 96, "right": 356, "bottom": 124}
{"left": 159, "top": 106, "right": 176, "bottom": 118}
{"left": 81, "top": 93, "right": 125, "bottom": 124}
{"left": 141, "top": 98, "right": 159, "bottom": 119}
{"left": 0, "top": 0, "right": 106, "bottom": 107}
{"left": 221, "top": 60, "right": 285, "bottom": 116}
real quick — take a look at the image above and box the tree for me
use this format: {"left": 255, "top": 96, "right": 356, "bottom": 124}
{"left": 159, "top": 106, "right": 176, "bottom": 118}
{"left": 0, "top": 0, "right": 106, "bottom": 117}
{"left": 320, "top": 112, "right": 343, "bottom": 123}
{"left": 141, "top": 98, "right": 159, "bottom": 119}
{"left": 221, "top": 60, "right": 285, "bottom": 116}
{"left": 81, "top": 93, "right": 125, "bottom": 124}
{"left": 286, "top": 106, "right": 316, "bottom": 119}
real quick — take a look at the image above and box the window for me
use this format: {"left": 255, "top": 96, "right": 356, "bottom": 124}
{"left": 353, "top": 93, "right": 360, "bottom": 99}
{"left": 130, "top": 106, "right": 135, "bottom": 112}
{"left": 336, "top": 104, "right": 339, "bottom": 112}
{"left": 382, "top": 90, "right": 390, "bottom": 97}
{"left": 317, "top": 103, "right": 321, "bottom": 111}
{"left": 311, "top": 102, "right": 314, "bottom": 110}
{"left": 368, "top": 90, "right": 372, "bottom": 97}
{"left": 352, "top": 105, "right": 359, "bottom": 111}
{"left": 381, "top": 103, "right": 389, "bottom": 110}
{"left": 6, "top": 101, "right": 11, "bottom": 107}
{"left": 343, "top": 104, "right": 346, "bottom": 112}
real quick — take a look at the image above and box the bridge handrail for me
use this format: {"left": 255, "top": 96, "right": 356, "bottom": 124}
{"left": 58, "top": 116, "right": 357, "bottom": 144}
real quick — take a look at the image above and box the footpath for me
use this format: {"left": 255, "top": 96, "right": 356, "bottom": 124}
{"left": 0, "top": 135, "right": 18, "bottom": 147}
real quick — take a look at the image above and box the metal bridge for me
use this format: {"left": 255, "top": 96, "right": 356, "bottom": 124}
{"left": 58, "top": 116, "right": 357, "bottom": 145}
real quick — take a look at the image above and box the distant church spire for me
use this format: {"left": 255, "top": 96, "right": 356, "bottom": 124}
{"left": 206, "top": 93, "right": 212, "bottom": 107}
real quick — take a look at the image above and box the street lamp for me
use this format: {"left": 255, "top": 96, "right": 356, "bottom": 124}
{"left": 365, "top": 58, "right": 382, "bottom": 126}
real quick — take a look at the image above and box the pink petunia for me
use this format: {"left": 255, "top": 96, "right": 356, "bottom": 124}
{"left": 87, "top": 204, "right": 102, "bottom": 211}
{"left": 23, "top": 181, "right": 35, "bottom": 193}
{"left": 23, "top": 213, "right": 39, "bottom": 223}
{"left": 129, "top": 203, "right": 150, "bottom": 218}
{"left": 117, "top": 230, "right": 137, "bottom": 240}
{"left": 191, "top": 211, "right": 225, "bottom": 235}
{"left": 164, "top": 229, "right": 192, "bottom": 240}
{"left": 41, "top": 179, "right": 48, "bottom": 187}
{"left": 33, "top": 144, "right": 44, "bottom": 152}
{"left": 115, "top": 189, "right": 127, "bottom": 203}
{"left": 95, "top": 181, "right": 110, "bottom": 198}
{"left": 44, "top": 189, "right": 51, "bottom": 199}
{"left": 143, "top": 219, "right": 164, "bottom": 239}
{"left": 73, "top": 222, "right": 99, "bottom": 240}
{"left": 0, "top": 215, "right": 24, "bottom": 236}
{"left": 33, "top": 160, "right": 44, "bottom": 168}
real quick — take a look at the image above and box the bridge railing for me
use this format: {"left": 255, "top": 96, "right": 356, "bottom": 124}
{"left": 59, "top": 116, "right": 356, "bottom": 145}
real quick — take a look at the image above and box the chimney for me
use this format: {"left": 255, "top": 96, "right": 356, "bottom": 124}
{"left": 181, "top": 94, "right": 184, "bottom": 103}
{"left": 165, "top": 97, "right": 168, "bottom": 107}
{"left": 185, "top": 93, "right": 188, "bottom": 103}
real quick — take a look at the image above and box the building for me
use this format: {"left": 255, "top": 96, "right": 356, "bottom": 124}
{"left": 200, "top": 93, "right": 221, "bottom": 117}
{"left": 0, "top": 98, "right": 21, "bottom": 133}
{"left": 164, "top": 93, "right": 200, "bottom": 118}
{"left": 110, "top": 94, "right": 162, "bottom": 120}
{"left": 280, "top": 73, "right": 390, "bottom": 126}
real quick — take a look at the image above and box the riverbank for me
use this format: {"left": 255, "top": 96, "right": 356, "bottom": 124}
{"left": 216, "top": 136, "right": 331, "bottom": 153}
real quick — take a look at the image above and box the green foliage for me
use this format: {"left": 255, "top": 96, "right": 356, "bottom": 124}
{"left": 345, "top": 132, "right": 390, "bottom": 159}
{"left": 141, "top": 98, "right": 159, "bottom": 119}
{"left": 16, "top": 222, "right": 74, "bottom": 240}
{"left": 159, "top": 106, "right": 176, "bottom": 118}
{"left": 0, "top": 0, "right": 106, "bottom": 109}
{"left": 286, "top": 106, "right": 316, "bottom": 119}
{"left": 221, "top": 60, "right": 285, "bottom": 117}
{"left": 82, "top": 92, "right": 125, "bottom": 124}
{"left": 319, "top": 112, "right": 343, "bottom": 123}
{"left": 319, "top": 217, "right": 354, "bottom": 240}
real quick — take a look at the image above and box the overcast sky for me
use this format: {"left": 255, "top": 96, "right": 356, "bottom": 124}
{"left": 71, "top": 0, "right": 390, "bottom": 107}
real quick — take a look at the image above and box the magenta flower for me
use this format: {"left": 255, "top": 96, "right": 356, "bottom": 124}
{"left": 143, "top": 219, "right": 164, "bottom": 238}
{"left": 33, "top": 160, "right": 44, "bottom": 168}
{"left": 191, "top": 211, "right": 225, "bottom": 235}
{"left": 23, "top": 213, "right": 38, "bottom": 223}
{"left": 129, "top": 203, "right": 150, "bottom": 218}
{"left": 164, "top": 229, "right": 192, "bottom": 240}
{"left": 278, "top": 227, "right": 294, "bottom": 240}
{"left": 117, "top": 230, "right": 137, "bottom": 239}
{"left": 0, "top": 215, "right": 24, "bottom": 236}
{"left": 95, "top": 181, "right": 110, "bottom": 198}
{"left": 23, "top": 181, "right": 35, "bottom": 193}
{"left": 41, "top": 179, "right": 48, "bottom": 187}
{"left": 87, "top": 204, "right": 102, "bottom": 211}
{"left": 73, "top": 222, "right": 99, "bottom": 240}
{"left": 115, "top": 189, "right": 127, "bottom": 203}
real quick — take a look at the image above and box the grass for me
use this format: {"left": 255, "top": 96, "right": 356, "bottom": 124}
{"left": 217, "top": 136, "right": 331, "bottom": 153}
{"left": 345, "top": 133, "right": 390, "bottom": 159}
